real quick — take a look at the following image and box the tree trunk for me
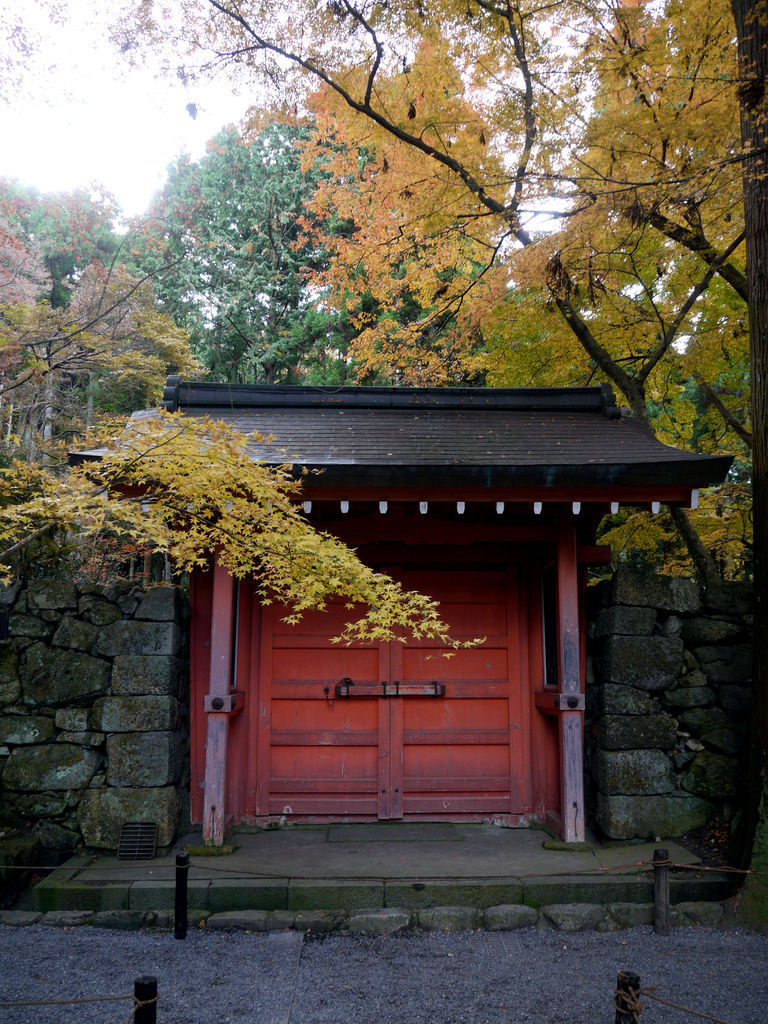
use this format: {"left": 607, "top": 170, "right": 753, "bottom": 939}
{"left": 731, "top": 0, "right": 768, "bottom": 921}
{"left": 667, "top": 505, "right": 723, "bottom": 592}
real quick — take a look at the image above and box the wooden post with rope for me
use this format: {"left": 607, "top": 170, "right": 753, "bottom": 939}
{"left": 615, "top": 970, "right": 642, "bottom": 1024}
{"left": 133, "top": 975, "right": 157, "bottom": 1024}
{"left": 653, "top": 847, "right": 671, "bottom": 936}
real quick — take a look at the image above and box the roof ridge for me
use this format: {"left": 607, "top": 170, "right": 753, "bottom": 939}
{"left": 160, "top": 376, "right": 621, "bottom": 417}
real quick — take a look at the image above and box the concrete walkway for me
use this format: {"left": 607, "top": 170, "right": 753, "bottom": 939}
{"left": 23, "top": 823, "right": 732, "bottom": 917}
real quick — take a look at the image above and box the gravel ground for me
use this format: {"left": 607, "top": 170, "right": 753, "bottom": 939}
{"left": 0, "top": 924, "right": 766, "bottom": 1024}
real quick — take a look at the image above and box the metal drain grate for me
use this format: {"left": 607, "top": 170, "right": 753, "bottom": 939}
{"left": 117, "top": 822, "right": 158, "bottom": 860}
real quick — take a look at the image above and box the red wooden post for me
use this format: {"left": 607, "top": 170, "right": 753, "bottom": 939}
{"left": 556, "top": 520, "right": 585, "bottom": 842}
{"left": 202, "top": 560, "right": 235, "bottom": 845}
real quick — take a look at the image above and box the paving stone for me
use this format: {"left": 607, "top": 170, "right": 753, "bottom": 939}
{"left": 207, "top": 909, "right": 271, "bottom": 931}
{"left": 417, "top": 906, "right": 478, "bottom": 931}
{"left": 208, "top": 878, "right": 287, "bottom": 912}
{"left": 670, "top": 876, "right": 732, "bottom": 902}
{"left": 349, "top": 907, "right": 411, "bottom": 935}
{"left": 677, "top": 901, "right": 724, "bottom": 927}
{"left": 144, "top": 910, "right": 210, "bottom": 930}
{"left": 522, "top": 874, "right": 653, "bottom": 907}
{"left": 293, "top": 909, "right": 348, "bottom": 933}
{"left": 606, "top": 902, "right": 655, "bottom": 928}
{"left": 266, "top": 909, "right": 297, "bottom": 929}
{"left": 541, "top": 903, "right": 606, "bottom": 932}
{"left": 40, "top": 910, "right": 94, "bottom": 926}
{"left": 128, "top": 879, "right": 210, "bottom": 911}
{"left": 32, "top": 880, "right": 130, "bottom": 913}
{"left": 0, "top": 910, "right": 41, "bottom": 925}
{"left": 90, "top": 910, "right": 146, "bottom": 930}
{"left": 483, "top": 904, "right": 539, "bottom": 930}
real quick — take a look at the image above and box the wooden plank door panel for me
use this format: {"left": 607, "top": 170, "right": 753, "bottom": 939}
{"left": 264, "top": 601, "right": 389, "bottom": 818}
{"left": 394, "top": 572, "right": 521, "bottom": 818}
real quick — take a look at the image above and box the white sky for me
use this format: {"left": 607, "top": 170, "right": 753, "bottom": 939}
{"left": 0, "top": 1, "right": 252, "bottom": 219}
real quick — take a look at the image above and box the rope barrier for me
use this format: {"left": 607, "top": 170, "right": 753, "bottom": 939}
{"left": 0, "top": 993, "right": 134, "bottom": 1008}
{"left": 123, "top": 993, "right": 159, "bottom": 1024}
{"left": 2, "top": 856, "right": 761, "bottom": 881}
{"left": 0, "top": 979, "right": 158, "bottom": 1023}
{"left": 615, "top": 973, "right": 740, "bottom": 1024}
{"left": 614, "top": 983, "right": 643, "bottom": 1024}
{"left": 640, "top": 987, "right": 737, "bottom": 1024}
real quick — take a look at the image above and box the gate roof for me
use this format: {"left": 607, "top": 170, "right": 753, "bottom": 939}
{"left": 157, "top": 376, "right": 731, "bottom": 491}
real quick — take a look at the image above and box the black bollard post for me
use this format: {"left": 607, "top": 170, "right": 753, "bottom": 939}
{"left": 653, "top": 847, "right": 670, "bottom": 936}
{"left": 174, "top": 851, "right": 189, "bottom": 940}
{"left": 615, "top": 970, "right": 641, "bottom": 1024}
{"left": 134, "top": 975, "right": 157, "bottom": 1024}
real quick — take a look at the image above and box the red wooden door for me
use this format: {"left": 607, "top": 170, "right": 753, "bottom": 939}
{"left": 252, "top": 570, "right": 525, "bottom": 820}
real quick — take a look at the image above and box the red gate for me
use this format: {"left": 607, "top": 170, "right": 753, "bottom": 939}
{"left": 248, "top": 570, "right": 529, "bottom": 820}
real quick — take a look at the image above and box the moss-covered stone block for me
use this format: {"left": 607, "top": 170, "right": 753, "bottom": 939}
{"left": 596, "top": 793, "right": 712, "bottom": 840}
{"left": 541, "top": 903, "right": 606, "bottom": 932}
{"left": 598, "top": 749, "right": 674, "bottom": 795}
{"left": 417, "top": 905, "right": 477, "bottom": 931}
{"left": 483, "top": 904, "right": 539, "bottom": 929}
{"left": 111, "top": 656, "right": 186, "bottom": 697}
{"left": 594, "top": 685, "right": 652, "bottom": 715}
{"left": 598, "top": 714, "right": 677, "bottom": 750}
{"left": 27, "top": 580, "right": 77, "bottom": 611}
{"left": 522, "top": 874, "right": 653, "bottom": 908}
{"left": 349, "top": 907, "right": 411, "bottom": 934}
{"left": 207, "top": 878, "right": 287, "bottom": 912}
{"left": 0, "top": 714, "right": 55, "bottom": 745}
{"left": 78, "top": 786, "right": 179, "bottom": 848}
{"left": 384, "top": 879, "right": 523, "bottom": 909}
{"left": 97, "top": 620, "right": 182, "bottom": 657}
{"left": 24, "top": 644, "right": 109, "bottom": 705}
{"left": 106, "top": 731, "right": 184, "bottom": 787}
{"left": 77, "top": 594, "right": 123, "bottom": 626}
{"left": 0, "top": 647, "right": 20, "bottom": 706}
{"left": 135, "top": 587, "right": 184, "bottom": 622}
{"left": 94, "top": 696, "right": 180, "bottom": 732}
{"left": 128, "top": 879, "right": 210, "bottom": 911}
{"left": 32, "top": 879, "right": 129, "bottom": 912}
{"left": 2, "top": 744, "right": 100, "bottom": 790}
{"left": 612, "top": 571, "right": 700, "bottom": 614}
{"left": 288, "top": 880, "right": 384, "bottom": 912}
{"left": 606, "top": 902, "right": 655, "bottom": 928}
{"left": 682, "top": 752, "right": 739, "bottom": 798}
{"left": 602, "top": 636, "right": 684, "bottom": 692}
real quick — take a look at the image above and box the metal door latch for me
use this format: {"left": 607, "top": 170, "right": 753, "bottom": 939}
{"left": 334, "top": 677, "right": 354, "bottom": 698}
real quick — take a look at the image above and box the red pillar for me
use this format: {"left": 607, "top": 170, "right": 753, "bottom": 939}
{"left": 202, "top": 560, "right": 235, "bottom": 845}
{"left": 556, "top": 520, "right": 585, "bottom": 843}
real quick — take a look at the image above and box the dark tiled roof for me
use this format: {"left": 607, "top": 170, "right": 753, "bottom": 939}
{"left": 157, "top": 377, "right": 732, "bottom": 489}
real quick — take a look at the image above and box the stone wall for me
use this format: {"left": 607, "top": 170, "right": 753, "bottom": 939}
{"left": 587, "top": 570, "right": 752, "bottom": 840}
{"left": 0, "top": 579, "right": 188, "bottom": 853}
